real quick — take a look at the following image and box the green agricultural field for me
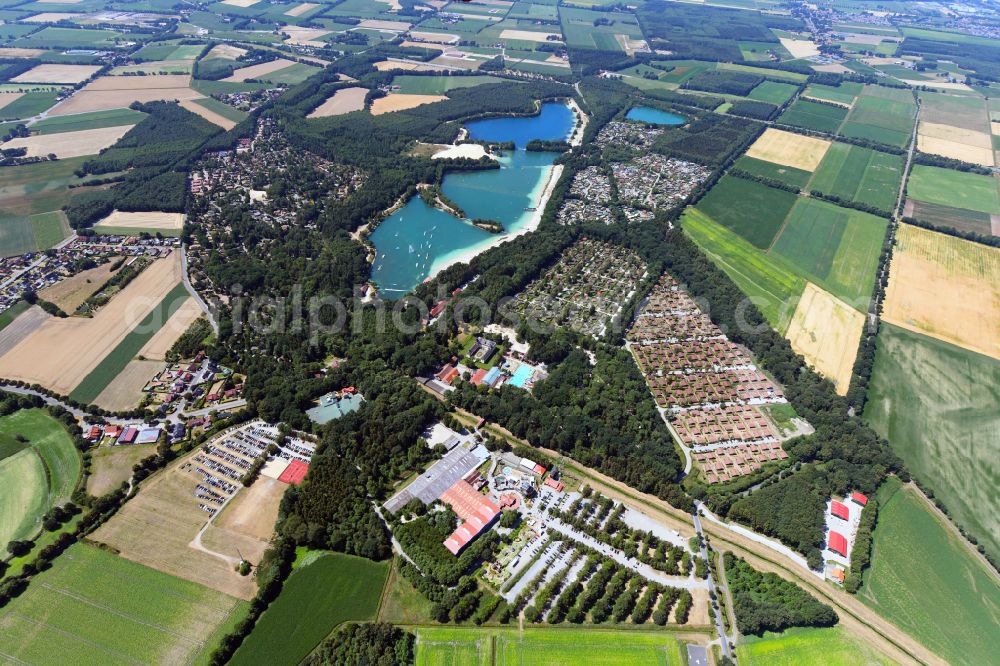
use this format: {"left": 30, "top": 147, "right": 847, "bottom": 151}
{"left": 0, "top": 408, "right": 80, "bottom": 546}
{"left": 257, "top": 62, "right": 320, "bottom": 85}
{"left": 716, "top": 62, "right": 808, "bottom": 83}
{"left": 859, "top": 476, "right": 1000, "bottom": 666}
{"left": 393, "top": 74, "right": 505, "bottom": 95}
{"left": 559, "top": 6, "right": 643, "bottom": 51}
{"left": 736, "top": 626, "right": 894, "bottom": 665}
{"left": 70, "top": 282, "right": 189, "bottom": 403}
{"left": 0, "top": 543, "right": 248, "bottom": 665}
{"left": 30, "top": 108, "right": 147, "bottom": 135}
{"left": 746, "top": 80, "right": 798, "bottom": 106}
{"left": 771, "top": 198, "right": 887, "bottom": 306}
{"left": 907, "top": 164, "right": 1000, "bottom": 215}
{"left": 694, "top": 175, "right": 798, "bottom": 249}
{"left": 378, "top": 559, "right": 437, "bottom": 625}
{"left": 864, "top": 324, "right": 1000, "bottom": 566}
{"left": 191, "top": 96, "right": 247, "bottom": 123}
{"left": 0, "top": 300, "right": 28, "bottom": 330}
{"left": 30, "top": 210, "right": 70, "bottom": 249}
{"left": 906, "top": 199, "right": 993, "bottom": 236}
{"left": 682, "top": 208, "right": 805, "bottom": 333}
{"left": 12, "top": 26, "right": 124, "bottom": 48}
{"left": 0, "top": 214, "right": 38, "bottom": 256}
{"left": 0, "top": 156, "right": 98, "bottom": 219}
{"left": 839, "top": 85, "right": 916, "bottom": 148}
{"left": 734, "top": 155, "right": 811, "bottom": 189}
{"left": 809, "top": 142, "right": 904, "bottom": 212}
{"left": 803, "top": 81, "right": 863, "bottom": 106}
{"left": 415, "top": 627, "right": 686, "bottom": 666}
{"left": 0, "top": 90, "right": 60, "bottom": 120}
{"left": 778, "top": 99, "right": 848, "bottom": 133}
{"left": 230, "top": 552, "right": 389, "bottom": 666}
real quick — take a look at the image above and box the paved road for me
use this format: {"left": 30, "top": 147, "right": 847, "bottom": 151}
{"left": 693, "top": 504, "right": 732, "bottom": 661}
{"left": 181, "top": 245, "right": 219, "bottom": 335}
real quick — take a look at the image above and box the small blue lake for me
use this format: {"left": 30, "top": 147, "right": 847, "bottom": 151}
{"left": 625, "top": 106, "right": 687, "bottom": 125}
{"left": 370, "top": 102, "right": 575, "bottom": 295}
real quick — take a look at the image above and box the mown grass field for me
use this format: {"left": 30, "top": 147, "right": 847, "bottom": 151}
{"left": 13, "top": 26, "right": 124, "bottom": 48}
{"left": 229, "top": 551, "right": 389, "bottom": 666}
{"left": 736, "top": 626, "right": 894, "bottom": 665}
{"left": 415, "top": 627, "right": 686, "bottom": 666}
{"left": 859, "top": 476, "right": 1000, "bottom": 666}
{"left": 772, "top": 198, "right": 886, "bottom": 306}
{"left": 682, "top": 208, "right": 805, "bottom": 333}
{"left": 803, "top": 81, "right": 862, "bottom": 106}
{"left": 0, "top": 543, "right": 248, "bottom": 666}
{"left": 0, "top": 211, "right": 70, "bottom": 256}
{"left": 864, "top": 323, "right": 1000, "bottom": 566}
{"left": 907, "top": 164, "right": 1000, "bottom": 215}
{"left": 0, "top": 408, "right": 80, "bottom": 546}
{"left": 392, "top": 74, "right": 505, "bottom": 95}
{"left": 69, "top": 282, "right": 189, "bottom": 403}
{"left": 746, "top": 80, "right": 798, "bottom": 106}
{"left": 694, "top": 175, "right": 798, "bottom": 249}
{"left": 778, "top": 99, "right": 847, "bottom": 133}
{"left": 191, "top": 96, "right": 248, "bottom": 123}
{"left": 0, "top": 90, "right": 61, "bottom": 120}
{"left": 31, "top": 108, "right": 147, "bottom": 135}
{"left": 809, "top": 142, "right": 903, "bottom": 212}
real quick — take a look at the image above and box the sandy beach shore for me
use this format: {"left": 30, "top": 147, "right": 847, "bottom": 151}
{"left": 566, "top": 97, "right": 588, "bottom": 147}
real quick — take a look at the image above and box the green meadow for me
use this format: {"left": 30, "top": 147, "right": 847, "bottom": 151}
{"left": 907, "top": 164, "right": 1000, "bottom": 215}
{"left": 859, "top": 477, "right": 1000, "bottom": 666}
{"left": 839, "top": 85, "right": 916, "bottom": 148}
{"left": 736, "top": 626, "right": 894, "bottom": 666}
{"left": 415, "top": 627, "right": 686, "bottom": 666}
{"left": 778, "top": 98, "right": 848, "bottom": 133}
{"left": 809, "top": 142, "right": 903, "bottom": 212}
{"left": 30, "top": 108, "right": 148, "bottom": 135}
{"left": 229, "top": 551, "right": 389, "bottom": 666}
{"left": 694, "top": 175, "right": 798, "bottom": 249}
{"left": 746, "top": 80, "right": 799, "bottom": 106}
{"left": 392, "top": 74, "right": 505, "bottom": 95}
{"left": 0, "top": 543, "right": 248, "bottom": 666}
{"left": 864, "top": 324, "right": 1000, "bottom": 566}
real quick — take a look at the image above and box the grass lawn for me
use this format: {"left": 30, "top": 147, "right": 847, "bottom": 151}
{"left": 694, "top": 175, "right": 798, "bottom": 249}
{"left": 736, "top": 626, "right": 894, "bottom": 665}
{"left": 778, "top": 99, "right": 848, "bottom": 134}
{"left": 378, "top": 558, "right": 437, "bottom": 625}
{"left": 906, "top": 164, "right": 1000, "bottom": 215}
{"left": 392, "top": 74, "right": 505, "bottom": 95}
{"left": 771, "top": 198, "right": 887, "bottom": 307}
{"left": 809, "top": 142, "right": 903, "bottom": 212}
{"left": 0, "top": 543, "right": 248, "bottom": 666}
{"left": 229, "top": 551, "right": 389, "bottom": 666}
{"left": 858, "top": 476, "right": 1000, "bottom": 666}
{"left": 747, "top": 80, "right": 799, "bottom": 106}
{"left": 0, "top": 408, "right": 80, "bottom": 546}
{"left": 69, "top": 282, "right": 189, "bottom": 404}
{"left": 31, "top": 108, "right": 148, "bottom": 135}
{"left": 864, "top": 323, "right": 1000, "bottom": 566}
{"left": 682, "top": 208, "right": 804, "bottom": 333}
{"left": 415, "top": 627, "right": 687, "bottom": 666}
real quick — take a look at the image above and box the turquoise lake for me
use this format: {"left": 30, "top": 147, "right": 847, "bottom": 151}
{"left": 370, "top": 102, "right": 575, "bottom": 295}
{"left": 625, "top": 106, "right": 687, "bottom": 125}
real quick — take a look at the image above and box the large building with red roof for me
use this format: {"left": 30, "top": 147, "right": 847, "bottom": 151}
{"left": 850, "top": 492, "right": 868, "bottom": 506}
{"left": 827, "top": 531, "right": 848, "bottom": 557}
{"left": 830, "top": 500, "right": 849, "bottom": 521}
{"left": 441, "top": 479, "right": 500, "bottom": 556}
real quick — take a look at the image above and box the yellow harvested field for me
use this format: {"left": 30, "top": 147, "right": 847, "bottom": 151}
{"left": 214, "top": 477, "right": 284, "bottom": 542}
{"left": 3, "top": 124, "right": 134, "bottom": 159}
{"left": 399, "top": 40, "right": 446, "bottom": 51}
{"left": 138, "top": 298, "right": 202, "bottom": 362}
{"left": 92, "top": 359, "right": 161, "bottom": 411}
{"left": 745, "top": 127, "right": 831, "bottom": 171}
{"left": 221, "top": 0, "right": 259, "bottom": 6}
{"left": 281, "top": 25, "right": 331, "bottom": 46}
{"left": 917, "top": 121, "right": 994, "bottom": 166}
{"left": 811, "top": 62, "right": 852, "bottom": 74}
{"left": 91, "top": 449, "right": 262, "bottom": 600}
{"left": 358, "top": 18, "right": 411, "bottom": 30}
{"left": 408, "top": 31, "right": 459, "bottom": 44}
{"left": 307, "top": 86, "right": 368, "bottom": 118}
{"left": 0, "top": 253, "right": 182, "bottom": 395}
{"left": 0, "top": 48, "right": 45, "bottom": 57}
{"left": 883, "top": 224, "right": 1000, "bottom": 360}
{"left": 284, "top": 1, "right": 317, "bottom": 16}
{"left": 786, "top": 283, "right": 864, "bottom": 395}
{"left": 94, "top": 210, "right": 185, "bottom": 231}
{"left": 48, "top": 74, "right": 199, "bottom": 116}
{"left": 38, "top": 259, "right": 120, "bottom": 313}
{"left": 205, "top": 44, "right": 246, "bottom": 60}
{"left": 992, "top": 121, "right": 1000, "bottom": 136}
{"left": 0, "top": 92, "right": 24, "bottom": 112}
{"left": 10, "top": 63, "right": 100, "bottom": 84}
{"left": 499, "top": 29, "right": 562, "bottom": 42}
{"left": 224, "top": 58, "right": 295, "bottom": 82}
{"left": 373, "top": 59, "right": 445, "bottom": 72}
{"left": 179, "top": 98, "right": 236, "bottom": 130}
{"left": 370, "top": 93, "right": 447, "bottom": 115}
{"left": 779, "top": 37, "right": 819, "bottom": 58}
{"left": 22, "top": 12, "right": 81, "bottom": 22}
